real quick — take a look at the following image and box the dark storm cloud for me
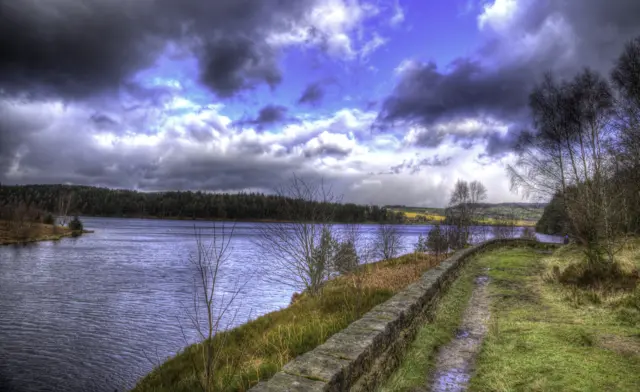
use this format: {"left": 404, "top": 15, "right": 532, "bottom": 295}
{"left": 303, "top": 145, "right": 352, "bottom": 159}
{"left": 376, "top": 59, "right": 531, "bottom": 129}
{"left": 199, "top": 37, "right": 282, "bottom": 97}
{"left": 483, "top": 128, "right": 523, "bottom": 158}
{"left": 298, "top": 82, "right": 325, "bottom": 106}
{"left": 90, "top": 114, "right": 118, "bottom": 127}
{"left": 255, "top": 105, "right": 288, "bottom": 125}
{"left": 376, "top": 0, "right": 640, "bottom": 149}
{"left": 0, "top": 0, "right": 318, "bottom": 99}
{"left": 232, "top": 104, "right": 298, "bottom": 130}
{"left": 514, "top": 0, "right": 640, "bottom": 73}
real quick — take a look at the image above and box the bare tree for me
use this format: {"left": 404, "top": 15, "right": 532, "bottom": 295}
{"left": 508, "top": 68, "right": 629, "bottom": 264}
{"left": 611, "top": 36, "right": 640, "bottom": 233}
{"left": 141, "top": 222, "right": 248, "bottom": 392}
{"left": 446, "top": 179, "right": 488, "bottom": 248}
{"left": 492, "top": 209, "right": 519, "bottom": 239}
{"left": 255, "top": 175, "right": 339, "bottom": 296}
{"left": 57, "top": 192, "right": 74, "bottom": 227}
{"left": 9, "top": 202, "right": 38, "bottom": 240}
{"left": 469, "top": 180, "right": 488, "bottom": 220}
{"left": 174, "top": 223, "right": 250, "bottom": 392}
{"left": 374, "top": 223, "right": 403, "bottom": 260}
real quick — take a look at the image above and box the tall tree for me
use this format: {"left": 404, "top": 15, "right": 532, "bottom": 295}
{"left": 509, "top": 68, "right": 628, "bottom": 264}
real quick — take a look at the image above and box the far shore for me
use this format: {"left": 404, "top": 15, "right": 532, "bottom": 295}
{"left": 0, "top": 221, "right": 93, "bottom": 246}
{"left": 77, "top": 214, "right": 538, "bottom": 227}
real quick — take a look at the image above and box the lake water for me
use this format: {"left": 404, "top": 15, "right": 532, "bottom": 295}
{"left": 0, "top": 217, "right": 562, "bottom": 392}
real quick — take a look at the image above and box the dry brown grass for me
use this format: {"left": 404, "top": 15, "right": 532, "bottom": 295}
{"left": 542, "top": 240, "right": 640, "bottom": 292}
{"left": 0, "top": 220, "right": 73, "bottom": 245}
{"left": 134, "top": 250, "right": 445, "bottom": 392}
{"left": 358, "top": 252, "right": 443, "bottom": 291}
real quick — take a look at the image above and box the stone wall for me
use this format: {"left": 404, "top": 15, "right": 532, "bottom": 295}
{"left": 249, "top": 239, "right": 553, "bottom": 392}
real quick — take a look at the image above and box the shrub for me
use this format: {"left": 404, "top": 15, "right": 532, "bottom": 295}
{"left": 520, "top": 226, "right": 537, "bottom": 241}
{"left": 333, "top": 241, "right": 359, "bottom": 275}
{"left": 559, "top": 261, "right": 639, "bottom": 291}
{"left": 414, "top": 234, "right": 428, "bottom": 253}
{"left": 374, "top": 224, "right": 403, "bottom": 260}
{"left": 68, "top": 216, "right": 83, "bottom": 232}
{"left": 43, "top": 213, "right": 55, "bottom": 225}
{"left": 427, "top": 223, "right": 449, "bottom": 258}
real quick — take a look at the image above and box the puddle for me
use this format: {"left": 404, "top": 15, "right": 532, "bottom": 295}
{"left": 432, "top": 368, "right": 469, "bottom": 392}
{"left": 430, "top": 274, "right": 491, "bottom": 392}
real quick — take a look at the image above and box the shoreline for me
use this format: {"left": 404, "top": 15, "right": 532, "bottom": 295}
{"left": 78, "top": 214, "right": 538, "bottom": 227}
{"left": 0, "top": 221, "right": 94, "bottom": 246}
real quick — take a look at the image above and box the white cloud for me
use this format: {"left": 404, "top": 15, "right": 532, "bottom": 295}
{"left": 393, "top": 58, "right": 421, "bottom": 75}
{"left": 390, "top": 0, "right": 405, "bottom": 26}
{"left": 1, "top": 93, "right": 523, "bottom": 207}
{"left": 267, "top": 0, "right": 386, "bottom": 59}
{"left": 360, "top": 33, "right": 388, "bottom": 60}
{"left": 477, "top": 0, "right": 519, "bottom": 32}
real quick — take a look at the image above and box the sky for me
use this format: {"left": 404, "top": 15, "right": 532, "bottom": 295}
{"left": 1, "top": 0, "right": 640, "bottom": 207}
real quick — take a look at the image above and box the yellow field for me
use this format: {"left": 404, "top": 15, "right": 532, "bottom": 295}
{"left": 402, "top": 211, "right": 446, "bottom": 221}
{"left": 392, "top": 210, "right": 536, "bottom": 227}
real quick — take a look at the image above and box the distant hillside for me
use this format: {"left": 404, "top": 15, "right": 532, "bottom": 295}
{"left": 387, "top": 202, "right": 546, "bottom": 225}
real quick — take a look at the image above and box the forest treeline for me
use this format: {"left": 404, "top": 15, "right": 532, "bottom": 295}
{"left": 0, "top": 184, "right": 406, "bottom": 223}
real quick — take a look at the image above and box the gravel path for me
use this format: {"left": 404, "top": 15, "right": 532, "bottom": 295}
{"left": 428, "top": 271, "right": 491, "bottom": 392}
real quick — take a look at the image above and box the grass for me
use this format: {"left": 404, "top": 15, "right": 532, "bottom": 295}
{"left": 378, "top": 255, "right": 480, "bottom": 392}
{"left": 468, "top": 246, "right": 640, "bottom": 392}
{"left": 0, "top": 220, "right": 76, "bottom": 245}
{"left": 133, "top": 252, "right": 445, "bottom": 392}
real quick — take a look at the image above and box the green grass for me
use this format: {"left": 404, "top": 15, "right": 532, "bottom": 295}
{"left": 132, "top": 253, "right": 443, "bottom": 392}
{"left": 469, "top": 247, "right": 640, "bottom": 392}
{"left": 378, "top": 257, "right": 480, "bottom": 392}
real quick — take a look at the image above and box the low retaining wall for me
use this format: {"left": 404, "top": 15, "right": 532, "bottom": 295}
{"left": 250, "top": 239, "right": 554, "bottom": 392}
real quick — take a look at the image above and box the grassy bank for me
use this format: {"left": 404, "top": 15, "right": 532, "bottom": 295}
{"left": 379, "top": 253, "right": 480, "bottom": 391}
{"left": 0, "top": 220, "right": 87, "bottom": 245}
{"left": 133, "top": 252, "right": 445, "bottom": 392}
{"left": 469, "top": 246, "right": 640, "bottom": 391}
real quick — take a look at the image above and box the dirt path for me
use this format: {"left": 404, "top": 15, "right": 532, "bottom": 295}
{"left": 428, "top": 271, "right": 491, "bottom": 392}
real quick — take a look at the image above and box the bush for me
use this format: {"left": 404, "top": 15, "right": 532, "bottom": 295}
{"left": 68, "top": 216, "right": 83, "bottom": 232}
{"left": 374, "top": 224, "right": 403, "bottom": 260}
{"left": 520, "top": 226, "right": 537, "bottom": 241}
{"left": 559, "top": 262, "right": 639, "bottom": 291}
{"left": 414, "top": 234, "right": 428, "bottom": 253}
{"left": 333, "top": 240, "right": 359, "bottom": 275}
{"left": 427, "top": 223, "right": 449, "bottom": 258}
{"left": 43, "top": 213, "right": 55, "bottom": 225}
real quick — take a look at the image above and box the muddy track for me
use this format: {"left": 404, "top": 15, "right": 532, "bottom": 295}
{"left": 427, "top": 271, "right": 491, "bottom": 392}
